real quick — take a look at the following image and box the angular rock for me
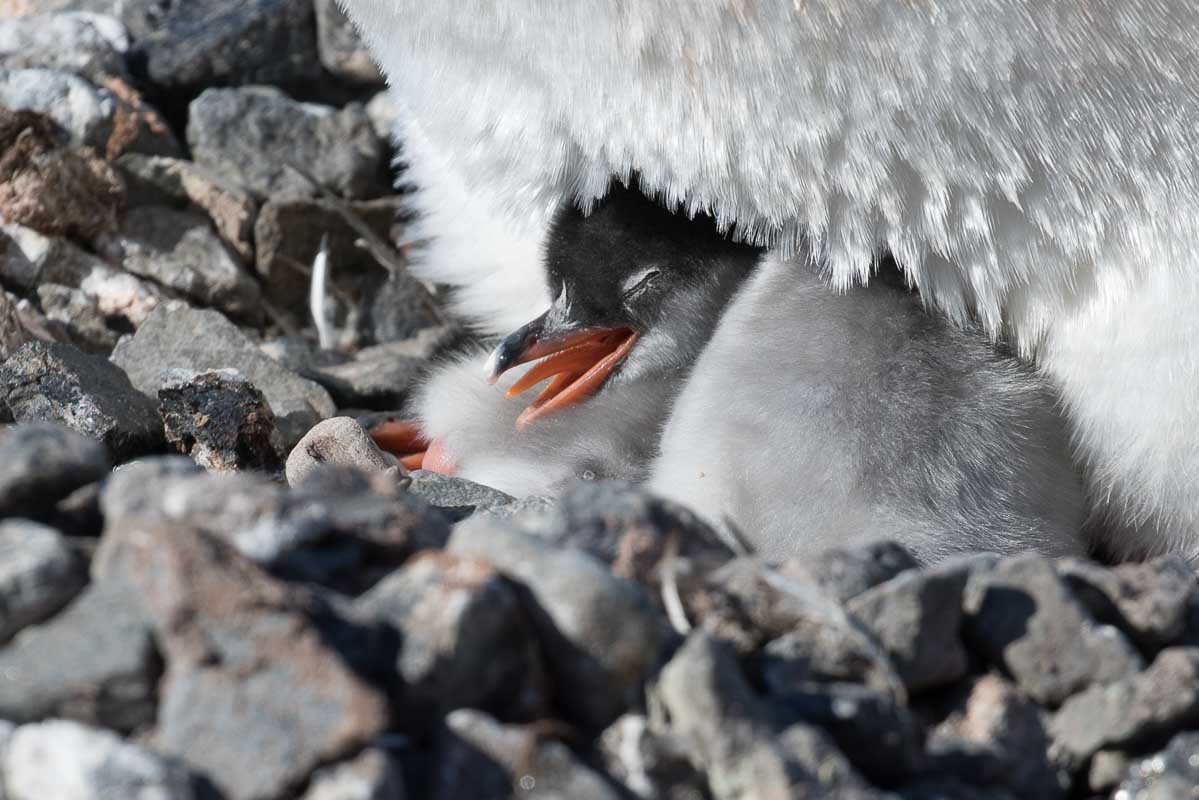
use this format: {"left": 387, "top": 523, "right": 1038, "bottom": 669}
{"left": 188, "top": 87, "right": 387, "bottom": 200}
{"left": 93, "top": 523, "right": 391, "bottom": 800}
{"left": 1, "top": 224, "right": 169, "bottom": 327}
{"left": 285, "top": 416, "right": 397, "bottom": 487}
{"left": 0, "top": 520, "right": 86, "bottom": 645}
{"left": 314, "top": 0, "right": 384, "bottom": 83}
{"left": 355, "top": 551, "right": 547, "bottom": 724}
{"left": 0, "top": 423, "right": 108, "bottom": 519}
{"left": 1049, "top": 647, "right": 1199, "bottom": 769}
{"left": 158, "top": 369, "right": 284, "bottom": 472}
{"left": 35, "top": 284, "right": 120, "bottom": 353}
{"left": 0, "top": 290, "right": 33, "bottom": 362}
{"left": 111, "top": 304, "right": 336, "bottom": 448}
{"left": 0, "top": 108, "right": 124, "bottom": 240}
{"left": 924, "top": 675, "right": 1064, "bottom": 800}
{"left": 118, "top": 153, "right": 258, "bottom": 263}
{"left": 2, "top": 720, "right": 196, "bottom": 800}
{"left": 0, "top": 68, "right": 175, "bottom": 158}
{"left": 962, "top": 553, "right": 1142, "bottom": 705}
{"left": 364, "top": 269, "right": 449, "bottom": 345}
{"left": 309, "top": 340, "right": 432, "bottom": 410}
{"left": 1058, "top": 555, "right": 1196, "bottom": 651}
{"left": 101, "top": 457, "right": 447, "bottom": 591}
{"left": 653, "top": 633, "right": 882, "bottom": 800}
{"left": 403, "top": 471, "right": 519, "bottom": 521}
{"left": 598, "top": 714, "right": 708, "bottom": 800}
{"left": 847, "top": 565, "right": 969, "bottom": 693}
{"left": 757, "top": 625, "right": 902, "bottom": 700}
{"left": 449, "top": 516, "right": 663, "bottom": 730}
{"left": 0, "top": 13, "right": 130, "bottom": 82}
{"left": 432, "top": 709, "right": 623, "bottom": 800}
{"left": 790, "top": 540, "right": 920, "bottom": 603}
{"left": 1114, "top": 731, "right": 1199, "bottom": 800}
{"left": 95, "top": 206, "right": 261, "bottom": 321}
{"left": 0, "top": 580, "right": 158, "bottom": 732}
{"left": 0, "top": 341, "right": 164, "bottom": 460}
{"left": 132, "top": 0, "right": 321, "bottom": 91}
{"left": 302, "top": 748, "right": 406, "bottom": 800}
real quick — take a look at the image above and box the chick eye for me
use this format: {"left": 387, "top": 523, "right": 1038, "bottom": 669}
{"left": 622, "top": 268, "right": 661, "bottom": 299}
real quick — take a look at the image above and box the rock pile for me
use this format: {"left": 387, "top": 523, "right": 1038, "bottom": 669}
{"left": 3, "top": 3, "right": 1199, "bottom": 800}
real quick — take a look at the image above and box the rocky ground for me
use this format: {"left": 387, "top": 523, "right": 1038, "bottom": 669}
{"left": 2, "top": 2, "right": 1199, "bottom": 799}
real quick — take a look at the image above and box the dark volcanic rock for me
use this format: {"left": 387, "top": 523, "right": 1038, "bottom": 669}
{"left": 0, "top": 13, "right": 131, "bottom": 83}
{"left": 962, "top": 553, "right": 1142, "bottom": 706}
{"left": 188, "top": 87, "right": 387, "bottom": 201}
{"left": 1049, "top": 647, "right": 1199, "bottom": 770}
{"left": 0, "top": 423, "right": 108, "bottom": 519}
{"left": 0, "top": 519, "right": 87, "bottom": 645}
{"left": 118, "top": 153, "right": 259, "bottom": 264}
{"left": 924, "top": 674, "right": 1064, "bottom": 800}
{"left": 792, "top": 540, "right": 920, "bottom": 603}
{"left": 110, "top": 303, "right": 335, "bottom": 448}
{"left": 1, "top": 719, "right": 196, "bottom": 800}
{"left": 1058, "top": 555, "right": 1196, "bottom": 652}
{"left": 130, "top": 0, "right": 320, "bottom": 91}
{"left": 0, "top": 580, "right": 159, "bottom": 732}
{"left": 102, "top": 457, "right": 448, "bottom": 591}
{"left": 653, "top": 633, "right": 882, "bottom": 800}
{"left": 355, "top": 551, "right": 547, "bottom": 725}
{"left": 314, "top": 0, "right": 384, "bottom": 84}
{"left": 0, "top": 107, "right": 124, "bottom": 240}
{"left": 302, "top": 747, "right": 406, "bottom": 800}
{"left": 285, "top": 416, "right": 397, "bottom": 487}
{"left": 848, "top": 564, "right": 969, "bottom": 693}
{"left": 92, "top": 523, "right": 391, "bottom": 800}
{"left": 1114, "top": 731, "right": 1199, "bottom": 800}
{"left": 432, "top": 709, "right": 624, "bottom": 800}
{"left": 0, "top": 341, "right": 164, "bottom": 460}
{"left": 95, "top": 205, "right": 262, "bottom": 321}
{"left": 158, "top": 369, "right": 284, "bottom": 472}
{"left": 449, "top": 515, "right": 663, "bottom": 731}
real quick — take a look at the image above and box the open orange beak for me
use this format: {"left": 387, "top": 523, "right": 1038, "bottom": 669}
{"left": 485, "top": 318, "right": 639, "bottom": 428}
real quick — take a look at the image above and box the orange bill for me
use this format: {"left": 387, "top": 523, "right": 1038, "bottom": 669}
{"left": 506, "top": 328, "right": 638, "bottom": 428}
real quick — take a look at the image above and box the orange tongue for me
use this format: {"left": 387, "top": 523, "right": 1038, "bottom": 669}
{"left": 507, "top": 329, "right": 638, "bottom": 428}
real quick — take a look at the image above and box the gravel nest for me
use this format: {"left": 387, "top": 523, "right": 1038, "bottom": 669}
{"left": 3, "top": 3, "right": 1199, "bottom": 800}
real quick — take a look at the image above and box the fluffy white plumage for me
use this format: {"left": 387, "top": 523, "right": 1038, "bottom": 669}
{"left": 342, "top": 0, "right": 1199, "bottom": 559}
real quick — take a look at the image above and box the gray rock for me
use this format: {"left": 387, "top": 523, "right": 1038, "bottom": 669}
{"left": 302, "top": 748, "right": 405, "bottom": 800}
{"left": 757, "top": 625, "right": 903, "bottom": 700}
{"left": 1086, "top": 750, "right": 1129, "bottom": 795}
{"left": 131, "top": 0, "right": 321, "bottom": 91}
{"left": 0, "top": 341, "right": 164, "bottom": 460}
{"left": 1058, "top": 555, "right": 1196, "bottom": 651}
{"left": 365, "top": 91, "right": 399, "bottom": 143}
{"left": 653, "top": 633, "right": 882, "bottom": 800}
{"left": 93, "top": 523, "right": 390, "bottom": 800}
{"left": 285, "top": 416, "right": 397, "bottom": 486}
{"left": 0, "top": 290, "right": 32, "bottom": 362}
{"left": 0, "top": 581, "right": 158, "bottom": 732}
{"left": 1049, "top": 647, "right": 1199, "bottom": 769}
{"left": 925, "top": 674, "right": 1064, "bottom": 800}
{"left": 432, "top": 709, "right": 624, "bottom": 800}
{"left": 847, "top": 564, "right": 969, "bottom": 693}
{"left": 598, "top": 714, "right": 708, "bottom": 800}
{"left": 404, "top": 471, "right": 518, "bottom": 520}
{"left": 790, "top": 540, "right": 920, "bottom": 603}
{"left": 117, "top": 153, "right": 258, "bottom": 264}
{"left": 110, "top": 304, "right": 336, "bottom": 448}
{"left": 95, "top": 206, "right": 261, "bottom": 321}
{"left": 364, "top": 269, "right": 449, "bottom": 344}
{"left": 309, "top": 340, "right": 434, "bottom": 410}
{"left": 0, "top": 13, "right": 130, "bottom": 82}
{"left": 1, "top": 224, "right": 170, "bottom": 327}
{"left": 0, "top": 520, "right": 86, "bottom": 645}
{"left": 355, "top": 551, "right": 547, "bottom": 724}
{"left": 188, "top": 87, "right": 387, "bottom": 201}
{"left": 35, "top": 284, "right": 119, "bottom": 353}
{"left": 159, "top": 369, "right": 284, "bottom": 472}
{"left": 449, "top": 516, "right": 662, "bottom": 730}
{"left": 0, "top": 68, "right": 176, "bottom": 156}
{"left": 101, "top": 457, "right": 447, "bottom": 591}
{"left": 1113, "top": 731, "right": 1199, "bottom": 800}
{"left": 314, "top": 0, "right": 384, "bottom": 83}
{"left": 1, "top": 719, "right": 195, "bottom": 800}
{"left": 962, "top": 553, "right": 1142, "bottom": 705}
{"left": 0, "top": 423, "right": 108, "bottom": 519}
